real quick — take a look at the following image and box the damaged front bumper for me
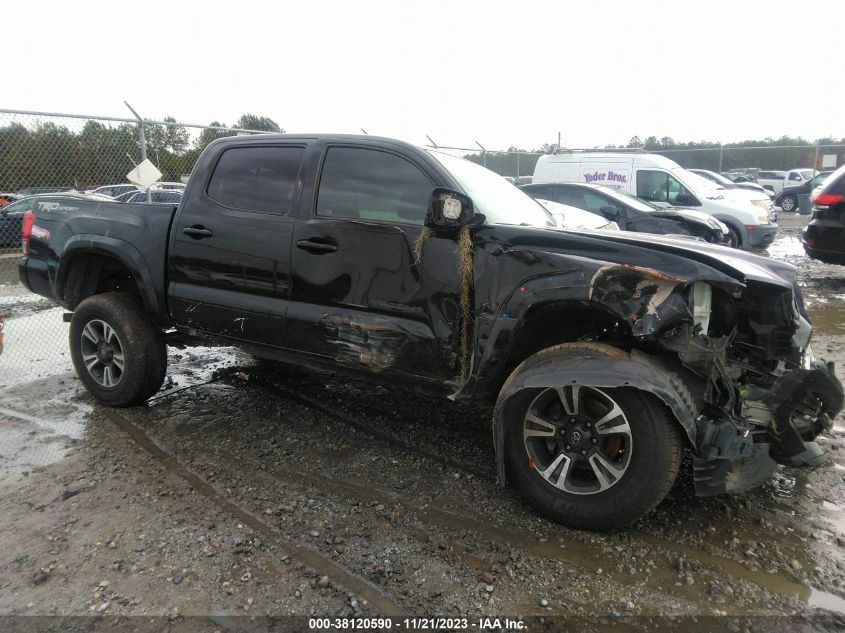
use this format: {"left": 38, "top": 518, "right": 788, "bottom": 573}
{"left": 693, "top": 359, "right": 844, "bottom": 496}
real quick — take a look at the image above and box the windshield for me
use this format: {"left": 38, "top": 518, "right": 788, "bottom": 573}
{"left": 591, "top": 185, "right": 661, "bottom": 212}
{"left": 799, "top": 169, "right": 815, "bottom": 180}
{"left": 699, "top": 170, "right": 734, "bottom": 186}
{"left": 682, "top": 169, "right": 723, "bottom": 192}
{"left": 427, "top": 150, "right": 555, "bottom": 227}
{"left": 812, "top": 172, "right": 830, "bottom": 187}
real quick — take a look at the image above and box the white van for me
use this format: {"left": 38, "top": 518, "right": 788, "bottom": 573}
{"left": 533, "top": 152, "right": 777, "bottom": 249}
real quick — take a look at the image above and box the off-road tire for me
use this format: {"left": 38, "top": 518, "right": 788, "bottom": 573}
{"left": 501, "top": 343, "right": 683, "bottom": 531}
{"left": 69, "top": 292, "right": 167, "bottom": 407}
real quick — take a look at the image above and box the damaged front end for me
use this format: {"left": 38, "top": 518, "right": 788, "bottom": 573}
{"left": 657, "top": 278, "right": 844, "bottom": 496}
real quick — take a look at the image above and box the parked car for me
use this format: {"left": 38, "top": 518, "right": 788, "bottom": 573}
{"left": 802, "top": 164, "right": 845, "bottom": 264}
{"left": 85, "top": 184, "right": 139, "bottom": 198}
{"left": 754, "top": 171, "right": 787, "bottom": 194}
{"left": 776, "top": 171, "right": 831, "bottom": 212}
{"left": 150, "top": 181, "right": 187, "bottom": 191}
{"left": 0, "top": 198, "right": 27, "bottom": 247}
{"left": 16, "top": 186, "right": 73, "bottom": 196}
{"left": 125, "top": 190, "right": 183, "bottom": 204}
{"left": 0, "top": 193, "right": 19, "bottom": 208}
{"left": 521, "top": 182, "right": 729, "bottom": 244}
{"left": 17, "top": 134, "right": 842, "bottom": 531}
{"left": 723, "top": 169, "right": 758, "bottom": 184}
{"left": 532, "top": 152, "right": 776, "bottom": 248}
{"left": 114, "top": 189, "right": 143, "bottom": 202}
{"left": 785, "top": 168, "right": 816, "bottom": 187}
{"left": 688, "top": 169, "right": 772, "bottom": 198}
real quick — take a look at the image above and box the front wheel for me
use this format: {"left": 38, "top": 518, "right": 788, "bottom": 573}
{"left": 726, "top": 225, "right": 742, "bottom": 248}
{"left": 780, "top": 195, "right": 797, "bottom": 212}
{"left": 502, "top": 345, "right": 683, "bottom": 530}
{"left": 69, "top": 292, "right": 167, "bottom": 407}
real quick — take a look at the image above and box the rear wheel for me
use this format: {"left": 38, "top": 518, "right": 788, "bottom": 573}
{"left": 501, "top": 344, "right": 683, "bottom": 530}
{"left": 69, "top": 292, "right": 167, "bottom": 407}
{"left": 780, "top": 195, "right": 797, "bottom": 212}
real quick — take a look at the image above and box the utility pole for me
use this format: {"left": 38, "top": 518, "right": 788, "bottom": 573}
{"left": 475, "top": 141, "right": 487, "bottom": 168}
{"left": 557, "top": 131, "right": 561, "bottom": 151}
{"left": 124, "top": 101, "right": 151, "bottom": 203}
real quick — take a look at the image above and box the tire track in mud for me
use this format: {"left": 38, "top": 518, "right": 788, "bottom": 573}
{"left": 102, "top": 408, "right": 407, "bottom": 617}
{"left": 242, "top": 372, "right": 495, "bottom": 480}
{"left": 215, "top": 376, "right": 845, "bottom": 614}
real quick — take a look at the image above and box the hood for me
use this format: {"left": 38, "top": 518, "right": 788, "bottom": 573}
{"left": 651, "top": 207, "right": 723, "bottom": 228}
{"left": 481, "top": 223, "right": 797, "bottom": 289}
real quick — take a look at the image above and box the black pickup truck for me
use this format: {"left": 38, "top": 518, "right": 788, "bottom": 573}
{"left": 17, "top": 134, "right": 844, "bottom": 530}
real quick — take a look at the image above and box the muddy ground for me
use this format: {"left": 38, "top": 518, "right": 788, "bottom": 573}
{"left": 2, "top": 214, "right": 845, "bottom": 632}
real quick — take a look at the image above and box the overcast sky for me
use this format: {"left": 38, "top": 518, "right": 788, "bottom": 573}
{"left": 6, "top": 0, "right": 843, "bottom": 150}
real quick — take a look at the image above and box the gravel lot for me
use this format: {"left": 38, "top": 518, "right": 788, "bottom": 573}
{"left": 2, "top": 213, "right": 845, "bottom": 631}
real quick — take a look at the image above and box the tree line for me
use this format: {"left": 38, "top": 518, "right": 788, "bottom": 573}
{"left": 2, "top": 116, "right": 842, "bottom": 192}
{"left": 463, "top": 135, "right": 845, "bottom": 178}
{"left": 0, "top": 113, "right": 282, "bottom": 192}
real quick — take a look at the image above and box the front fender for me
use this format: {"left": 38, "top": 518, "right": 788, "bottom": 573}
{"left": 492, "top": 349, "right": 701, "bottom": 485}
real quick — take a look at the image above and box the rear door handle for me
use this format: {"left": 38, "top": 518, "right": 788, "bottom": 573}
{"left": 296, "top": 238, "right": 338, "bottom": 253}
{"left": 183, "top": 225, "right": 213, "bottom": 238}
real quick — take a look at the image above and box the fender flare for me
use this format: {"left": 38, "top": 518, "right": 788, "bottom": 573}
{"left": 56, "top": 235, "right": 164, "bottom": 321}
{"left": 491, "top": 349, "right": 700, "bottom": 486}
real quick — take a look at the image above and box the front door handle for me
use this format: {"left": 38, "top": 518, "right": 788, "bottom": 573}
{"left": 183, "top": 225, "right": 213, "bottom": 238}
{"left": 296, "top": 238, "right": 338, "bottom": 253}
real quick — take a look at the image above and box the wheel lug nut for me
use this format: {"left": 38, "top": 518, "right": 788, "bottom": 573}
{"left": 585, "top": 422, "right": 591, "bottom": 428}
{"left": 580, "top": 449, "right": 587, "bottom": 456}
{"left": 592, "top": 438, "right": 598, "bottom": 444}
{"left": 565, "top": 445, "right": 571, "bottom": 451}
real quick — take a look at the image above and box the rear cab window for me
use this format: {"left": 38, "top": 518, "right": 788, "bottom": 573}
{"left": 207, "top": 145, "right": 306, "bottom": 214}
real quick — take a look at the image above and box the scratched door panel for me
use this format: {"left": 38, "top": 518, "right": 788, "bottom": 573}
{"left": 288, "top": 219, "right": 462, "bottom": 380}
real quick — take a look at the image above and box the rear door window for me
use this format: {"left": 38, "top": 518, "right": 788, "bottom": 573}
{"left": 207, "top": 145, "right": 305, "bottom": 214}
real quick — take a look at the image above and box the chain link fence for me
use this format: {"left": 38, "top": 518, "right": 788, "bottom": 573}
{"left": 0, "top": 109, "right": 271, "bottom": 386}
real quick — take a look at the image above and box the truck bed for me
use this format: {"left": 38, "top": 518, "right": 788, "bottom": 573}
{"left": 17, "top": 194, "right": 178, "bottom": 324}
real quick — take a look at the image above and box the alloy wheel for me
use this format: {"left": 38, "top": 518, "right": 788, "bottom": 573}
{"left": 79, "top": 319, "right": 125, "bottom": 388}
{"left": 523, "top": 385, "right": 632, "bottom": 495}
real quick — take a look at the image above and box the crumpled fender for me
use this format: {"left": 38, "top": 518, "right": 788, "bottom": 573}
{"left": 491, "top": 348, "right": 700, "bottom": 485}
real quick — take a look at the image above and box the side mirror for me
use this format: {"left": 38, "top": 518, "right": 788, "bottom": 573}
{"left": 426, "top": 188, "right": 474, "bottom": 229}
{"left": 599, "top": 204, "right": 620, "bottom": 217}
{"left": 675, "top": 193, "right": 697, "bottom": 206}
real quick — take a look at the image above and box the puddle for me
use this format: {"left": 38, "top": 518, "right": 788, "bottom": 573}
{"left": 0, "top": 404, "right": 89, "bottom": 494}
{"left": 805, "top": 301, "right": 845, "bottom": 337}
{"left": 809, "top": 588, "right": 845, "bottom": 613}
